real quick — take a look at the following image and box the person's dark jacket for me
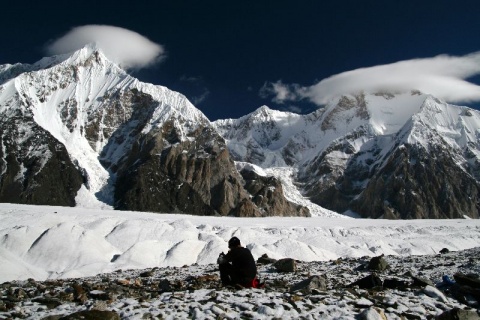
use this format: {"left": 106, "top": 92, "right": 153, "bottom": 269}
{"left": 224, "top": 246, "right": 257, "bottom": 282}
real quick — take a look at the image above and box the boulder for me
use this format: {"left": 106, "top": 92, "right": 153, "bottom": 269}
{"left": 368, "top": 255, "right": 389, "bottom": 271}
{"left": 358, "top": 307, "right": 387, "bottom": 320}
{"left": 59, "top": 310, "right": 120, "bottom": 320}
{"left": 139, "top": 270, "right": 154, "bottom": 278}
{"left": 436, "top": 308, "right": 480, "bottom": 320}
{"left": 257, "top": 254, "right": 277, "bottom": 265}
{"left": 348, "top": 274, "right": 382, "bottom": 289}
{"left": 440, "top": 248, "right": 450, "bottom": 254}
{"left": 454, "top": 273, "right": 480, "bottom": 289}
{"left": 383, "top": 278, "right": 409, "bottom": 289}
{"left": 31, "top": 297, "right": 62, "bottom": 309}
{"left": 423, "top": 285, "right": 448, "bottom": 303}
{"left": 89, "top": 290, "right": 110, "bottom": 301}
{"left": 158, "top": 279, "right": 173, "bottom": 292}
{"left": 449, "top": 284, "right": 480, "bottom": 307}
{"left": 290, "top": 275, "right": 327, "bottom": 294}
{"left": 274, "top": 258, "right": 296, "bottom": 272}
{"left": 410, "top": 275, "right": 434, "bottom": 287}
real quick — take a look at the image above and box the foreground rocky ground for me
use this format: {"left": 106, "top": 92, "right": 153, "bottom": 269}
{"left": 1, "top": 247, "right": 479, "bottom": 319}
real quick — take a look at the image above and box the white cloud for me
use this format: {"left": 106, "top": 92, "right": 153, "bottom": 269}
{"left": 192, "top": 88, "right": 210, "bottom": 105}
{"left": 283, "top": 105, "right": 303, "bottom": 113}
{"left": 259, "top": 81, "right": 304, "bottom": 104}
{"left": 261, "top": 52, "right": 480, "bottom": 105}
{"left": 46, "top": 25, "right": 165, "bottom": 70}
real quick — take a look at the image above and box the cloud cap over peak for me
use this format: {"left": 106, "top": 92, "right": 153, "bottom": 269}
{"left": 261, "top": 52, "right": 480, "bottom": 106}
{"left": 45, "top": 25, "right": 165, "bottom": 70}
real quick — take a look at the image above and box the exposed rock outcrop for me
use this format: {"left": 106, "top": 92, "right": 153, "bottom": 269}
{"left": 239, "top": 168, "right": 310, "bottom": 217}
{"left": 0, "top": 109, "right": 83, "bottom": 206}
{"left": 0, "top": 47, "right": 309, "bottom": 217}
{"left": 114, "top": 121, "right": 257, "bottom": 216}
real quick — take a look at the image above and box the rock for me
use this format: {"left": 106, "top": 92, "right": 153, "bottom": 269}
{"left": 383, "top": 278, "right": 409, "bottom": 289}
{"left": 348, "top": 274, "right": 382, "bottom": 289}
{"left": 31, "top": 297, "right": 62, "bottom": 309}
{"left": 436, "top": 308, "right": 480, "bottom": 320}
{"left": 0, "top": 116, "right": 84, "bottom": 207}
{"left": 454, "top": 273, "right": 480, "bottom": 289}
{"left": 410, "top": 275, "right": 434, "bottom": 287}
{"left": 358, "top": 307, "right": 387, "bottom": 320}
{"left": 91, "top": 300, "right": 108, "bottom": 311}
{"left": 402, "top": 312, "right": 423, "bottom": 319}
{"left": 449, "top": 284, "right": 480, "bottom": 307}
{"left": 89, "top": 290, "right": 110, "bottom": 301}
{"left": 440, "top": 248, "right": 450, "bottom": 254}
{"left": 12, "top": 288, "right": 27, "bottom": 299}
{"left": 139, "top": 270, "right": 154, "bottom": 277}
{"left": 196, "top": 274, "right": 219, "bottom": 282}
{"left": 355, "top": 297, "right": 374, "bottom": 307}
{"left": 115, "top": 121, "right": 259, "bottom": 216}
{"left": 72, "top": 283, "right": 88, "bottom": 304}
{"left": 116, "top": 279, "right": 130, "bottom": 286}
{"left": 290, "top": 276, "right": 327, "bottom": 294}
{"left": 59, "top": 310, "right": 120, "bottom": 320}
{"left": 368, "top": 255, "right": 389, "bottom": 271}
{"left": 133, "top": 278, "right": 142, "bottom": 286}
{"left": 159, "top": 279, "right": 172, "bottom": 292}
{"left": 2, "top": 247, "right": 479, "bottom": 319}
{"left": 257, "top": 254, "right": 277, "bottom": 265}
{"left": 423, "top": 285, "right": 448, "bottom": 302}
{"left": 240, "top": 168, "right": 310, "bottom": 217}
{"left": 274, "top": 258, "right": 296, "bottom": 272}
{"left": 257, "top": 305, "right": 275, "bottom": 316}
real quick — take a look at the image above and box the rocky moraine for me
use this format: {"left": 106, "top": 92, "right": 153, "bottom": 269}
{"left": 1, "top": 247, "right": 479, "bottom": 319}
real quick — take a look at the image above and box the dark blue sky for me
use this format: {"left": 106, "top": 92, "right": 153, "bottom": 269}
{"left": 2, "top": 1, "right": 480, "bottom": 120}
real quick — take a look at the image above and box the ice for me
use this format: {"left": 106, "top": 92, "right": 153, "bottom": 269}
{"left": 0, "top": 203, "right": 478, "bottom": 283}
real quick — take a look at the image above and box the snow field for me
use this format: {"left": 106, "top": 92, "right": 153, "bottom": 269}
{"left": 0, "top": 203, "right": 479, "bottom": 283}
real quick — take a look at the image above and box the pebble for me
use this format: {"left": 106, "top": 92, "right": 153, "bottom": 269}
{"left": 0, "top": 247, "right": 478, "bottom": 319}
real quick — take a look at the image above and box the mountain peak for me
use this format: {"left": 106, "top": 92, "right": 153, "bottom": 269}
{"left": 247, "top": 105, "right": 297, "bottom": 122}
{"left": 33, "top": 44, "right": 117, "bottom": 72}
{"left": 251, "top": 105, "right": 273, "bottom": 117}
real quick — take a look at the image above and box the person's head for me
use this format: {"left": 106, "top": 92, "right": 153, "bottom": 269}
{"left": 228, "top": 237, "right": 241, "bottom": 249}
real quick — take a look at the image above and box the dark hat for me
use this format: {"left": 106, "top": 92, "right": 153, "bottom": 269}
{"left": 228, "top": 237, "right": 241, "bottom": 248}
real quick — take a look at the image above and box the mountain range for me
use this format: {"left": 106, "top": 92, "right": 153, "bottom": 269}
{"left": 1, "top": 45, "right": 479, "bottom": 219}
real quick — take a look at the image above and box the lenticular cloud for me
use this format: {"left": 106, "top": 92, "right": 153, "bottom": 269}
{"left": 46, "top": 25, "right": 165, "bottom": 70}
{"left": 262, "top": 52, "right": 480, "bottom": 105}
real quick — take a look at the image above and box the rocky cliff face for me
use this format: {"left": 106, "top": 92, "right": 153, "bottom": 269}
{"left": 3, "top": 47, "right": 479, "bottom": 219}
{"left": 0, "top": 109, "right": 83, "bottom": 206}
{"left": 0, "top": 46, "right": 308, "bottom": 217}
{"left": 239, "top": 168, "right": 310, "bottom": 217}
{"left": 214, "top": 93, "right": 480, "bottom": 219}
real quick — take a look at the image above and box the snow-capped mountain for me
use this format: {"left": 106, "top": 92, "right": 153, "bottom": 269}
{"left": 0, "top": 45, "right": 308, "bottom": 217}
{"left": 2, "top": 46, "right": 479, "bottom": 219}
{"left": 213, "top": 92, "right": 480, "bottom": 219}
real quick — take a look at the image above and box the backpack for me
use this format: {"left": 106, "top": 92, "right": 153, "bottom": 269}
{"left": 243, "top": 276, "right": 265, "bottom": 289}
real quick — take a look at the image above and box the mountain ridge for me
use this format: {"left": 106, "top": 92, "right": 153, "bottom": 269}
{"left": 0, "top": 46, "right": 310, "bottom": 217}
{"left": 1, "top": 47, "right": 479, "bottom": 218}
{"left": 214, "top": 91, "right": 480, "bottom": 219}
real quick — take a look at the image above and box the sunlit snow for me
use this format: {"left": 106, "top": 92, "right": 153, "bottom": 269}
{"left": 1, "top": 203, "right": 478, "bottom": 283}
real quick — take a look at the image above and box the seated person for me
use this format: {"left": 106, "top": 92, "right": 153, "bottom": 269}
{"left": 217, "top": 237, "right": 257, "bottom": 287}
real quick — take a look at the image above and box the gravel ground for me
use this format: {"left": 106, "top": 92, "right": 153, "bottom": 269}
{"left": 1, "top": 247, "right": 479, "bottom": 319}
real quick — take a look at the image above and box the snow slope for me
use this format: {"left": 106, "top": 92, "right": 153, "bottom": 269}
{"left": 214, "top": 92, "right": 480, "bottom": 219}
{"left": 1, "top": 203, "right": 479, "bottom": 283}
{"left": 214, "top": 92, "right": 480, "bottom": 169}
{"left": 0, "top": 45, "right": 208, "bottom": 208}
